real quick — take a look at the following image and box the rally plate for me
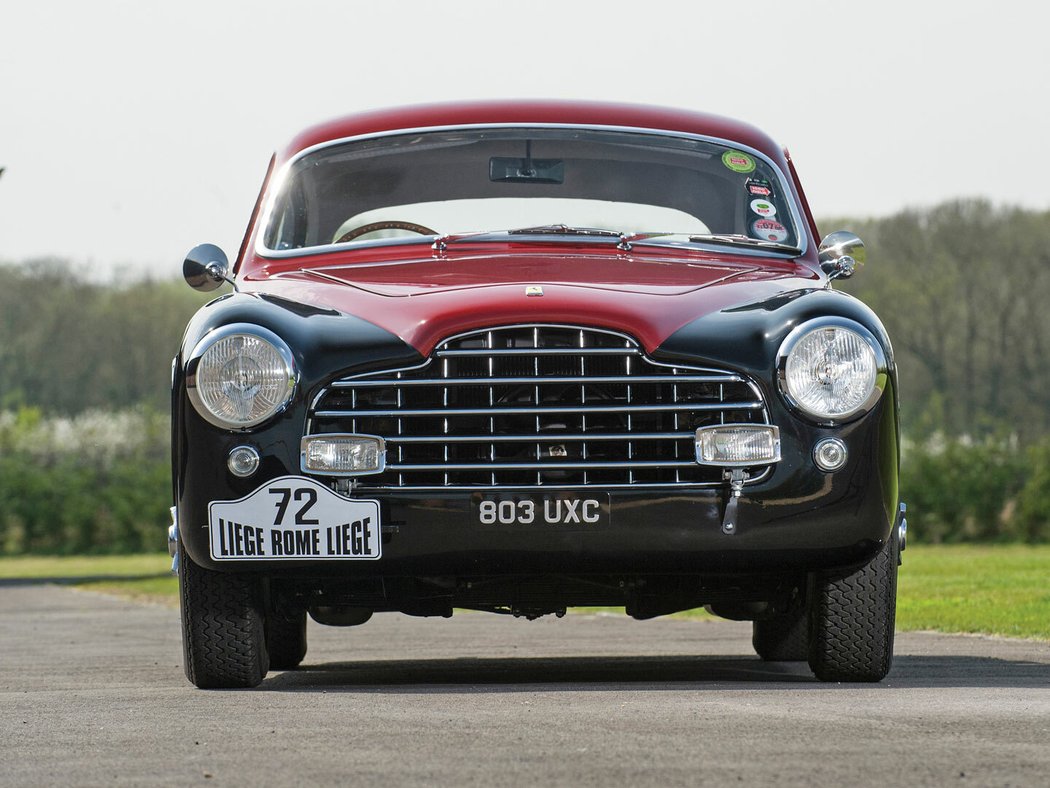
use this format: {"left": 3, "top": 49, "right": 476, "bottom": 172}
{"left": 209, "top": 476, "right": 380, "bottom": 561}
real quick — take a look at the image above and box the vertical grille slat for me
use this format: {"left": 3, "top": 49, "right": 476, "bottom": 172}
{"left": 308, "top": 325, "right": 769, "bottom": 489}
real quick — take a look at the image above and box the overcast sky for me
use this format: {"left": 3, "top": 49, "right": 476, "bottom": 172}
{"left": 2, "top": 0, "right": 1047, "bottom": 278}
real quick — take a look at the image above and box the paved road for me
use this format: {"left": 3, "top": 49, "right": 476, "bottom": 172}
{"left": 1, "top": 584, "right": 1048, "bottom": 787}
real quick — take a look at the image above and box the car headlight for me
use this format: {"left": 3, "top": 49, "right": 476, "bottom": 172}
{"left": 186, "top": 324, "right": 296, "bottom": 429}
{"left": 777, "top": 319, "right": 884, "bottom": 423}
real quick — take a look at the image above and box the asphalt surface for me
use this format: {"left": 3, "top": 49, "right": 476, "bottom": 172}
{"left": 1, "top": 584, "right": 1048, "bottom": 787}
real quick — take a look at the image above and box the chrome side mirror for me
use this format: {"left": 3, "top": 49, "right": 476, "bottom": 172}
{"left": 818, "top": 231, "right": 866, "bottom": 280}
{"left": 183, "top": 244, "right": 231, "bottom": 292}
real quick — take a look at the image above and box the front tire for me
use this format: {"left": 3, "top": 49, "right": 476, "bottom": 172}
{"left": 266, "top": 607, "right": 308, "bottom": 670}
{"left": 180, "top": 550, "right": 269, "bottom": 689}
{"left": 753, "top": 606, "right": 808, "bottom": 661}
{"left": 808, "top": 530, "right": 898, "bottom": 682}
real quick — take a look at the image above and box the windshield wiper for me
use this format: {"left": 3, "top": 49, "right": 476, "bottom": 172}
{"left": 506, "top": 226, "right": 681, "bottom": 251}
{"left": 431, "top": 226, "right": 621, "bottom": 252}
{"left": 432, "top": 226, "right": 798, "bottom": 255}
{"left": 507, "top": 224, "right": 623, "bottom": 238}
{"left": 687, "top": 233, "right": 801, "bottom": 255}
{"left": 434, "top": 225, "right": 633, "bottom": 252}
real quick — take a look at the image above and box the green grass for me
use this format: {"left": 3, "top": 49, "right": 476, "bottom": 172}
{"left": 895, "top": 544, "right": 1050, "bottom": 640}
{"left": 1, "top": 546, "right": 1047, "bottom": 639}
{"left": 0, "top": 553, "right": 173, "bottom": 579}
{"left": 0, "top": 553, "right": 178, "bottom": 604}
{"left": 661, "top": 544, "right": 1050, "bottom": 640}
{"left": 76, "top": 576, "right": 179, "bottom": 604}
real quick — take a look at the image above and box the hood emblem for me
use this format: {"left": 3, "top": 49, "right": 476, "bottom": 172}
{"left": 525, "top": 285, "right": 544, "bottom": 297}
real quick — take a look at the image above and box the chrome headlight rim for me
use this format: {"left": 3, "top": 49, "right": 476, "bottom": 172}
{"left": 776, "top": 317, "right": 887, "bottom": 426}
{"left": 185, "top": 323, "right": 298, "bottom": 431}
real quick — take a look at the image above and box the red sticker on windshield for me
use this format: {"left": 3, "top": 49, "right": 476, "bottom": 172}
{"left": 746, "top": 178, "right": 773, "bottom": 197}
{"left": 751, "top": 219, "right": 788, "bottom": 242}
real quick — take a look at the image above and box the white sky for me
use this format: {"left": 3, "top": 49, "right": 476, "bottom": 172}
{"left": 2, "top": 0, "right": 1047, "bottom": 277}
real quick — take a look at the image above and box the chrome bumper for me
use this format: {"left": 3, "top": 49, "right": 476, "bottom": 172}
{"left": 168, "top": 506, "right": 179, "bottom": 574}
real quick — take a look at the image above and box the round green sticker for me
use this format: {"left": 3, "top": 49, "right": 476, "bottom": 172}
{"left": 722, "top": 150, "right": 756, "bottom": 174}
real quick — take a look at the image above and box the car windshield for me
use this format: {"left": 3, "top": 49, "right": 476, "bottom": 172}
{"left": 261, "top": 127, "right": 800, "bottom": 254}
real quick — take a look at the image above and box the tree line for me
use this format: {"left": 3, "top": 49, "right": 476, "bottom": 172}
{"left": 835, "top": 199, "right": 1050, "bottom": 440}
{"left": 0, "top": 259, "right": 209, "bottom": 414}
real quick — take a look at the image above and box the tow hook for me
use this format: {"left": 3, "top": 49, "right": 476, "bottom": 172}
{"left": 721, "top": 469, "right": 748, "bottom": 535}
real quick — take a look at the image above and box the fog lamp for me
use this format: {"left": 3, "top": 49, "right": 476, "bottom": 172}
{"left": 813, "top": 437, "right": 848, "bottom": 471}
{"left": 227, "top": 445, "right": 261, "bottom": 477}
{"left": 301, "top": 434, "right": 386, "bottom": 476}
{"left": 695, "top": 425, "right": 781, "bottom": 467}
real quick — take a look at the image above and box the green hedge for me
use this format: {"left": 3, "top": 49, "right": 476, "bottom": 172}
{"left": 0, "top": 408, "right": 170, "bottom": 554}
{"left": 902, "top": 435, "right": 1050, "bottom": 543}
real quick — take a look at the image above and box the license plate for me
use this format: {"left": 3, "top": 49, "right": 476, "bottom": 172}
{"left": 472, "top": 493, "right": 611, "bottom": 529}
{"left": 209, "top": 476, "right": 381, "bottom": 561}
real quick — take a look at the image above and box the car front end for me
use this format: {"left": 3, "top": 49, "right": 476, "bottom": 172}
{"left": 172, "top": 102, "right": 901, "bottom": 687}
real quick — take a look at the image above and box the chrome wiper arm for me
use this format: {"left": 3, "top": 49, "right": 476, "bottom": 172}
{"left": 506, "top": 224, "right": 623, "bottom": 238}
{"left": 688, "top": 233, "right": 801, "bottom": 255}
{"left": 431, "top": 226, "right": 696, "bottom": 253}
{"left": 432, "top": 226, "right": 622, "bottom": 252}
{"left": 507, "top": 226, "right": 682, "bottom": 252}
{"left": 615, "top": 231, "right": 680, "bottom": 251}
{"left": 430, "top": 230, "right": 496, "bottom": 252}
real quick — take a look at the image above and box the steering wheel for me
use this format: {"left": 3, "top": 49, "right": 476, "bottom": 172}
{"left": 335, "top": 220, "right": 438, "bottom": 244}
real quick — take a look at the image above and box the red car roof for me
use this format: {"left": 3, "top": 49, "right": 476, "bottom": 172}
{"left": 279, "top": 100, "right": 788, "bottom": 169}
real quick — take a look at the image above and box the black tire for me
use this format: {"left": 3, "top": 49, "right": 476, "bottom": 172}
{"left": 266, "top": 607, "right": 308, "bottom": 670}
{"left": 179, "top": 550, "right": 269, "bottom": 689}
{"left": 808, "top": 530, "right": 898, "bottom": 682}
{"left": 752, "top": 606, "right": 809, "bottom": 661}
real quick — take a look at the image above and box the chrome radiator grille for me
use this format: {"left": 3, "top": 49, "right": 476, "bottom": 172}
{"left": 308, "top": 325, "right": 768, "bottom": 489}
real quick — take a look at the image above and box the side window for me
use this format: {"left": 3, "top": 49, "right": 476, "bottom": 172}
{"left": 266, "top": 181, "right": 309, "bottom": 250}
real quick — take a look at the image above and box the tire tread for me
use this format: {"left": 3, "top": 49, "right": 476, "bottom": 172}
{"left": 808, "top": 533, "right": 898, "bottom": 682}
{"left": 180, "top": 552, "right": 269, "bottom": 689}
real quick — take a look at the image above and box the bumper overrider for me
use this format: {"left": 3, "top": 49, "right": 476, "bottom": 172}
{"left": 173, "top": 290, "right": 899, "bottom": 586}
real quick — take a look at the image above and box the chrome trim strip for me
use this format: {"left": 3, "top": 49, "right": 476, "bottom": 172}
{"left": 254, "top": 122, "right": 808, "bottom": 261}
{"left": 317, "top": 402, "right": 762, "bottom": 418}
{"left": 335, "top": 373, "right": 739, "bottom": 388}
{"left": 168, "top": 506, "right": 179, "bottom": 574}
{"left": 388, "top": 432, "right": 695, "bottom": 444}
{"left": 387, "top": 460, "right": 699, "bottom": 472}
{"left": 433, "top": 347, "right": 641, "bottom": 358}
{"left": 357, "top": 482, "right": 732, "bottom": 491}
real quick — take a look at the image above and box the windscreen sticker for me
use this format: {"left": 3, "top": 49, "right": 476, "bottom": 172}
{"left": 750, "top": 199, "right": 777, "bottom": 217}
{"left": 722, "top": 151, "right": 756, "bottom": 173}
{"left": 751, "top": 219, "right": 789, "bottom": 242}
{"left": 746, "top": 178, "right": 773, "bottom": 197}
